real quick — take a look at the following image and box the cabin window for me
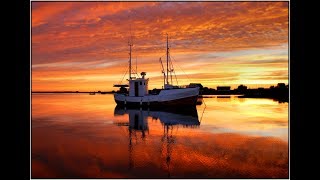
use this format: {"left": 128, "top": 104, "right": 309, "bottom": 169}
{"left": 140, "top": 82, "right": 142, "bottom": 85}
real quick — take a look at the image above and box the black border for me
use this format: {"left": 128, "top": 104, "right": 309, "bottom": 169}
{"left": 15, "top": 0, "right": 30, "bottom": 179}
{"left": 290, "top": 0, "right": 306, "bottom": 179}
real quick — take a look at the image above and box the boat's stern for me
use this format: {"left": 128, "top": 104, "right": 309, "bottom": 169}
{"left": 114, "top": 93, "right": 126, "bottom": 105}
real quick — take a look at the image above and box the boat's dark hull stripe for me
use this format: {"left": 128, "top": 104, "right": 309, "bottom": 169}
{"left": 115, "top": 95, "right": 198, "bottom": 107}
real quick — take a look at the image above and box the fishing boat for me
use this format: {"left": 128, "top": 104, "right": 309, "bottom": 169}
{"left": 113, "top": 34, "right": 199, "bottom": 107}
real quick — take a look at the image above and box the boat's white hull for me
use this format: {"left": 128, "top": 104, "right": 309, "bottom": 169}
{"left": 114, "top": 87, "right": 199, "bottom": 107}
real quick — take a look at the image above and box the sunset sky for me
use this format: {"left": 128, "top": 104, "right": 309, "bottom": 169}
{"left": 32, "top": 1, "right": 288, "bottom": 91}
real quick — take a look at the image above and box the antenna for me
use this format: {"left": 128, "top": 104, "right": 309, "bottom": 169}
{"left": 128, "top": 14, "right": 133, "bottom": 80}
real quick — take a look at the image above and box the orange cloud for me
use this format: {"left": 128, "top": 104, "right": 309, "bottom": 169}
{"left": 32, "top": 2, "right": 288, "bottom": 91}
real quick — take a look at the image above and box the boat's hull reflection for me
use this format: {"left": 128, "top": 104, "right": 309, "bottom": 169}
{"left": 114, "top": 105, "right": 200, "bottom": 128}
{"left": 113, "top": 105, "right": 200, "bottom": 177}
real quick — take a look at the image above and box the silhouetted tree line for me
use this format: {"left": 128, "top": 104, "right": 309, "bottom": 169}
{"left": 196, "top": 83, "right": 289, "bottom": 102}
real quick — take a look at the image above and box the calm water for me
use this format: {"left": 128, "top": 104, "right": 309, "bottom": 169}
{"left": 32, "top": 94, "right": 288, "bottom": 178}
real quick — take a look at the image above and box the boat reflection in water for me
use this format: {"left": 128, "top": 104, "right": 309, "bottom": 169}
{"left": 113, "top": 105, "right": 200, "bottom": 177}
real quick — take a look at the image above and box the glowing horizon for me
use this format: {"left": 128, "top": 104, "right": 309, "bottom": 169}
{"left": 32, "top": 1, "right": 288, "bottom": 91}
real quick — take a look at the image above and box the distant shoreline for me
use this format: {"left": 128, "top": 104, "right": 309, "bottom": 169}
{"left": 32, "top": 90, "right": 288, "bottom": 103}
{"left": 31, "top": 91, "right": 114, "bottom": 94}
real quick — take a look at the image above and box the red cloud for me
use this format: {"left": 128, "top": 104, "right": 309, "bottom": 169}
{"left": 32, "top": 2, "right": 288, "bottom": 91}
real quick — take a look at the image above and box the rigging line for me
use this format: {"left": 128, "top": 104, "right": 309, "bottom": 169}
{"left": 119, "top": 69, "right": 128, "bottom": 84}
{"left": 116, "top": 60, "right": 129, "bottom": 84}
{"left": 174, "top": 71, "right": 178, "bottom": 85}
{"left": 169, "top": 56, "right": 179, "bottom": 85}
{"left": 170, "top": 55, "right": 191, "bottom": 82}
{"left": 200, "top": 98, "right": 207, "bottom": 124}
{"left": 135, "top": 73, "right": 140, "bottom": 78}
{"left": 170, "top": 56, "right": 179, "bottom": 85}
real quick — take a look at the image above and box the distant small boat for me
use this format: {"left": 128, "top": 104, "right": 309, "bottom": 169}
{"left": 217, "top": 95, "right": 231, "bottom": 98}
{"left": 89, "top": 92, "right": 95, "bottom": 95}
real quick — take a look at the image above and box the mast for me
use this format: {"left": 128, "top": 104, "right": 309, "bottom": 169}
{"left": 128, "top": 40, "right": 133, "bottom": 80}
{"left": 166, "top": 33, "right": 169, "bottom": 85}
{"left": 128, "top": 21, "right": 133, "bottom": 80}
